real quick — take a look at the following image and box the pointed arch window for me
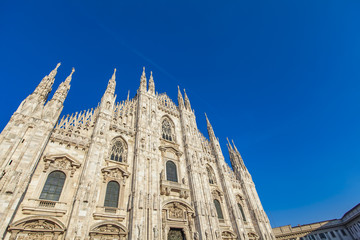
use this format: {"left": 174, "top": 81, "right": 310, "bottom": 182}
{"left": 207, "top": 167, "right": 216, "bottom": 185}
{"left": 166, "top": 161, "right": 178, "bottom": 182}
{"left": 104, "top": 181, "right": 120, "bottom": 208}
{"left": 162, "top": 119, "right": 173, "bottom": 142}
{"left": 214, "top": 199, "right": 224, "bottom": 219}
{"left": 110, "top": 138, "right": 127, "bottom": 163}
{"left": 39, "top": 171, "right": 66, "bottom": 201}
{"left": 238, "top": 203, "right": 247, "bottom": 221}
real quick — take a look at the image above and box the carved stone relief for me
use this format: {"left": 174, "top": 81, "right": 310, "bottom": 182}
{"left": 43, "top": 154, "right": 81, "bottom": 177}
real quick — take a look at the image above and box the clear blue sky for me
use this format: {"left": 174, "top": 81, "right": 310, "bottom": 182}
{"left": 1, "top": 0, "right": 360, "bottom": 227}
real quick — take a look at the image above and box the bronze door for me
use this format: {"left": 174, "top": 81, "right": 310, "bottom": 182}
{"left": 168, "top": 228, "right": 185, "bottom": 240}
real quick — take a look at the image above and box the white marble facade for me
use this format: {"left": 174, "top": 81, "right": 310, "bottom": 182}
{"left": 0, "top": 64, "right": 275, "bottom": 240}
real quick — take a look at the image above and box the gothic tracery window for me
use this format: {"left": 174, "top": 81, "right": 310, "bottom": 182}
{"left": 110, "top": 138, "right": 126, "bottom": 162}
{"left": 166, "top": 161, "right": 178, "bottom": 182}
{"left": 104, "top": 181, "right": 120, "bottom": 208}
{"left": 214, "top": 199, "right": 224, "bottom": 219}
{"left": 39, "top": 171, "right": 66, "bottom": 201}
{"left": 162, "top": 119, "right": 173, "bottom": 142}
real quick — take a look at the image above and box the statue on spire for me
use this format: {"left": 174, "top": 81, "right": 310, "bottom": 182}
{"left": 148, "top": 71, "right": 155, "bottom": 95}
{"left": 48, "top": 62, "right": 61, "bottom": 79}
{"left": 139, "top": 67, "right": 147, "bottom": 92}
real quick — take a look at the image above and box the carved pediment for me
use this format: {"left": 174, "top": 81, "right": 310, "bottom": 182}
{"left": 89, "top": 222, "right": 127, "bottom": 237}
{"left": 101, "top": 166, "right": 130, "bottom": 183}
{"left": 159, "top": 145, "right": 182, "bottom": 159}
{"left": 8, "top": 217, "right": 65, "bottom": 232}
{"left": 212, "top": 189, "right": 223, "bottom": 198}
{"left": 43, "top": 154, "right": 81, "bottom": 177}
{"left": 162, "top": 201, "right": 195, "bottom": 217}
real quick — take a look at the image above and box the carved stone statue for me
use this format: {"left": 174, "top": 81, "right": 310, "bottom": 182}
{"left": 137, "top": 224, "right": 142, "bottom": 240}
{"left": 194, "top": 231, "right": 199, "bottom": 240}
{"left": 205, "top": 230, "right": 210, "bottom": 240}
{"left": 153, "top": 225, "right": 158, "bottom": 239}
{"left": 216, "top": 230, "right": 221, "bottom": 239}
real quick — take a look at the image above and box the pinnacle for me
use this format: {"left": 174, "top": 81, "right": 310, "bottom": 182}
{"left": 226, "top": 137, "right": 233, "bottom": 150}
{"left": 65, "top": 67, "right": 75, "bottom": 84}
{"left": 49, "top": 62, "right": 61, "bottom": 78}
{"left": 142, "top": 67, "right": 146, "bottom": 77}
{"left": 111, "top": 68, "right": 116, "bottom": 81}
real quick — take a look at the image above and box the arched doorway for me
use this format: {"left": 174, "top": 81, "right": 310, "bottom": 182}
{"left": 162, "top": 201, "right": 195, "bottom": 240}
{"left": 168, "top": 228, "right": 185, "bottom": 240}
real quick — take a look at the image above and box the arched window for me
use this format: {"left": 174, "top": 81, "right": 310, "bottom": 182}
{"left": 110, "top": 139, "right": 125, "bottom": 162}
{"left": 214, "top": 199, "right": 224, "bottom": 219}
{"left": 104, "top": 181, "right": 120, "bottom": 208}
{"left": 39, "top": 171, "right": 66, "bottom": 201}
{"left": 162, "top": 119, "right": 173, "bottom": 141}
{"left": 166, "top": 161, "right": 178, "bottom": 182}
{"left": 207, "top": 167, "right": 216, "bottom": 184}
{"left": 238, "top": 203, "right": 246, "bottom": 221}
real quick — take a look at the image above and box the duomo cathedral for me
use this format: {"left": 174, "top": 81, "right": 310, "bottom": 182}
{"left": 0, "top": 63, "right": 275, "bottom": 240}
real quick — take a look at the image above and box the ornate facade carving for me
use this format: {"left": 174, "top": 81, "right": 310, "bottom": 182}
{"left": 0, "top": 65, "right": 275, "bottom": 240}
{"left": 43, "top": 154, "right": 81, "bottom": 177}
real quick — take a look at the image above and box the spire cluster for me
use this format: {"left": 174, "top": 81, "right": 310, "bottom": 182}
{"left": 226, "top": 138, "right": 247, "bottom": 172}
{"left": 138, "top": 67, "right": 157, "bottom": 95}
{"left": 177, "top": 86, "right": 193, "bottom": 111}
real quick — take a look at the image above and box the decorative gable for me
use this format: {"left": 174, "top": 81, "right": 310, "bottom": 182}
{"left": 43, "top": 154, "right": 81, "bottom": 177}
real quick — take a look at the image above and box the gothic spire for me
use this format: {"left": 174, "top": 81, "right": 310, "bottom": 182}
{"left": 226, "top": 137, "right": 234, "bottom": 151}
{"left": 184, "top": 89, "right": 191, "bottom": 110}
{"left": 231, "top": 139, "right": 239, "bottom": 153}
{"left": 230, "top": 139, "right": 247, "bottom": 171}
{"left": 205, "top": 113, "right": 215, "bottom": 139}
{"left": 148, "top": 71, "right": 155, "bottom": 94}
{"left": 139, "top": 67, "right": 147, "bottom": 92}
{"left": 51, "top": 67, "right": 75, "bottom": 102}
{"left": 33, "top": 62, "right": 61, "bottom": 102}
{"left": 104, "top": 68, "right": 116, "bottom": 96}
{"left": 65, "top": 67, "right": 75, "bottom": 85}
{"left": 99, "top": 69, "right": 117, "bottom": 114}
{"left": 177, "top": 85, "right": 185, "bottom": 108}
